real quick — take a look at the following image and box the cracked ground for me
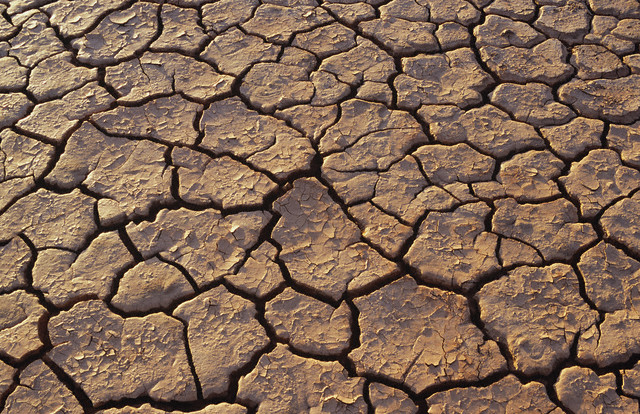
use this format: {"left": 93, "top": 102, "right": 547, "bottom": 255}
{"left": 0, "top": 0, "right": 640, "bottom": 413}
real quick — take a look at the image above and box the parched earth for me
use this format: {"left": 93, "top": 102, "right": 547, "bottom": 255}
{"left": 1, "top": 0, "right": 640, "bottom": 413}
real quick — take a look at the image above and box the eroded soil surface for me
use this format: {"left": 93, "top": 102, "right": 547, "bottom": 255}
{"left": 1, "top": 0, "right": 640, "bottom": 413}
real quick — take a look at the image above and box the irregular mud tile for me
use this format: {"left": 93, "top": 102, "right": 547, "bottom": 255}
{"left": 1, "top": 360, "right": 82, "bottom": 414}
{"left": 240, "top": 63, "right": 314, "bottom": 113}
{"left": 184, "top": 404, "right": 248, "bottom": 414}
{"left": 588, "top": 0, "right": 640, "bottom": 19}
{"left": 0, "top": 189, "right": 96, "bottom": 251}
{"left": 146, "top": 53, "right": 234, "bottom": 102}
{"left": 104, "top": 58, "right": 172, "bottom": 104}
{"left": 225, "top": 242, "right": 285, "bottom": 299}
{"left": 49, "top": 300, "right": 197, "bottom": 406}
{"left": 241, "top": 4, "right": 332, "bottom": 44}
{"left": 321, "top": 121, "right": 428, "bottom": 173}
{"left": 350, "top": 276, "right": 506, "bottom": 393}
{"left": 200, "top": 97, "right": 299, "bottom": 158}
{"left": 474, "top": 15, "right": 544, "bottom": 48}
{"left": 71, "top": 3, "right": 159, "bottom": 65}
{"left": 319, "top": 99, "right": 427, "bottom": 155}
{"left": 201, "top": 0, "right": 259, "bottom": 34}
{"left": 17, "top": 82, "right": 114, "bottom": 143}
{"left": 484, "top": 0, "right": 536, "bottom": 21}
{"left": 424, "top": 0, "right": 481, "bottom": 24}
{"left": 585, "top": 15, "right": 636, "bottom": 55}
{"left": 623, "top": 363, "right": 640, "bottom": 398}
{"left": 435, "top": 22, "right": 471, "bottom": 50}
{"left": 3, "top": 0, "right": 50, "bottom": 15}
{"left": 111, "top": 258, "right": 194, "bottom": 313}
{"left": 489, "top": 83, "right": 575, "bottom": 127}
{"left": 612, "top": 18, "right": 640, "bottom": 41}
{"left": 32, "top": 231, "right": 133, "bottom": 307}
{"left": 0, "top": 42, "right": 9, "bottom": 58}
{"left": 360, "top": 17, "right": 438, "bottom": 55}
{"left": 600, "top": 193, "right": 640, "bottom": 256}
{"left": 27, "top": 52, "right": 98, "bottom": 101}
{"left": 99, "top": 405, "right": 167, "bottom": 414}
{"left": 275, "top": 104, "right": 338, "bottom": 142}
{"left": 624, "top": 54, "right": 640, "bottom": 74}
{"left": 540, "top": 117, "right": 604, "bottom": 160}
{"left": 126, "top": 208, "right": 270, "bottom": 287}
{"left": 92, "top": 95, "right": 201, "bottom": 146}
{"left": 0, "top": 93, "right": 32, "bottom": 130}
{"left": 324, "top": 2, "right": 376, "bottom": 25}
{"left": 0, "top": 5, "right": 17, "bottom": 40}
{"left": 608, "top": 122, "right": 640, "bottom": 167}
{"left": 278, "top": 46, "right": 318, "bottom": 71}
{"left": 99, "top": 403, "right": 248, "bottom": 414}
{"left": 0, "top": 237, "right": 30, "bottom": 293}
{"left": 428, "top": 375, "right": 560, "bottom": 413}
{"left": 318, "top": 37, "right": 396, "bottom": 86}
{"left": 237, "top": 344, "right": 367, "bottom": 413}
{"left": 199, "top": 97, "right": 280, "bottom": 156}
{"left": 96, "top": 198, "right": 126, "bottom": 226}
{"left": 445, "top": 182, "right": 478, "bottom": 202}
{"left": 0, "top": 129, "right": 55, "bottom": 210}
{"left": 292, "top": 22, "right": 356, "bottom": 58}
{"left": 0, "top": 360, "right": 15, "bottom": 399}
{"left": 265, "top": 288, "right": 351, "bottom": 356}
{"left": 480, "top": 39, "right": 574, "bottom": 85}
{"left": 414, "top": 143, "right": 495, "bottom": 185}
{"left": 418, "top": 105, "right": 545, "bottom": 158}
{"left": 368, "top": 383, "right": 418, "bottom": 414}
{"left": 472, "top": 181, "right": 507, "bottom": 201}
{"left": 578, "top": 241, "right": 640, "bottom": 313}
{"left": 603, "top": 34, "right": 638, "bottom": 55}
{"left": 571, "top": 44, "right": 629, "bottom": 80}
{"left": 492, "top": 198, "right": 597, "bottom": 261}
{"left": 559, "top": 75, "right": 640, "bottom": 123}
{"left": 272, "top": 178, "right": 397, "bottom": 300}
{"left": 379, "top": 0, "right": 429, "bottom": 21}
{"left": 578, "top": 309, "right": 640, "bottom": 366}
{"left": 355, "top": 81, "right": 393, "bottom": 106}
{"left": 310, "top": 71, "right": 351, "bottom": 106}
{"left": 245, "top": 133, "right": 315, "bottom": 180}
{"left": 395, "top": 48, "right": 494, "bottom": 110}
{"left": 264, "top": 0, "right": 318, "bottom": 6}
{"left": 43, "top": 0, "right": 129, "bottom": 38}
{"left": 173, "top": 147, "right": 277, "bottom": 209}
{"left": 477, "top": 264, "right": 598, "bottom": 376}
{"left": 498, "top": 150, "right": 564, "bottom": 202}
{"left": 0, "top": 57, "right": 27, "bottom": 92}
{"left": 0, "top": 290, "right": 45, "bottom": 361}
{"left": 371, "top": 157, "right": 455, "bottom": 225}
{"left": 555, "top": 366, "right": 638, "bottom": 413}
{"left": 533, "top": 0, "right": 591, "bottom": 44}
{"left": 321, "top": 169, "right": 379, "bottom": 205}
{"left": 349, "top": 202, "right": 413, "bottom": 258}
{"left": 173, "top": 286, "right": 269, "bottom": 398}
{"left": 150, "top": 4, "right": 207, "bottom": 54}
{"left": 499, "top": 237, "right": 543, "bottom": 267}
{"left": 9, "top": 12, "right": 64, "bottom": 67}
{"left": 200, "top": 99, "right": 315, "bottom": 180}
{"left": 46, "top": 123, "right": 173, "bottom": 219}
{"left": 405, "top": 202, "right": 499, "bottom": 289}
{"left": 561, "top": 149, "right": 640, "bottom": 218}
{"left": 106, "top": 53, "right": 234, "bottom": 104}
{"left": 201, "top": 28, "right": 281, "bottom": 77}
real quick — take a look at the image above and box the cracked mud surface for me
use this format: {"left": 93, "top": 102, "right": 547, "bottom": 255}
{"left": 0, "top": 0, "right": 640, "bottom": 413}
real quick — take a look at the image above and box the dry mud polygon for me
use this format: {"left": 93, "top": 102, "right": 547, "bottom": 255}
{"left": 0, "top": 0, "right": 640, "bottom": 413}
